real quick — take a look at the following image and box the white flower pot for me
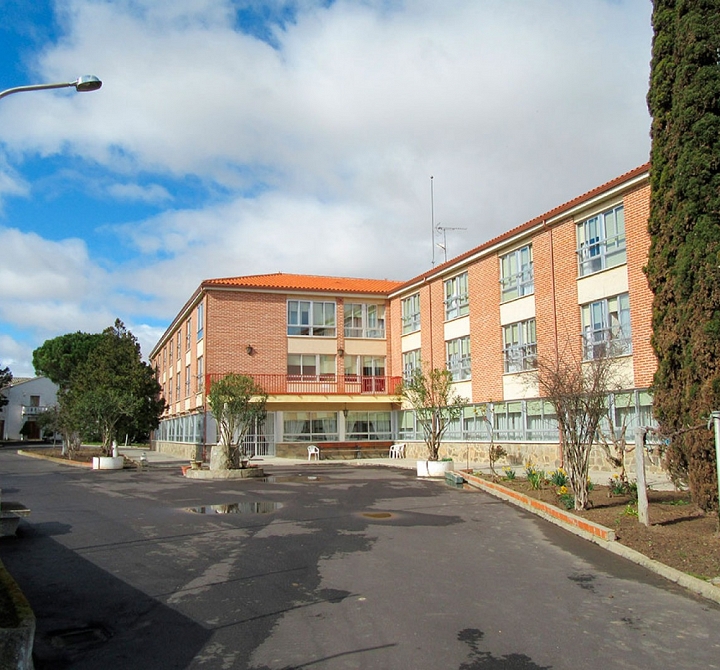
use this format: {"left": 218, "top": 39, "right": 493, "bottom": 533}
{"left": 92, "top": 456, "right": 124, "bottom": 470}
{"left": 416, "top": 460, "right": 454, "bottom": 477}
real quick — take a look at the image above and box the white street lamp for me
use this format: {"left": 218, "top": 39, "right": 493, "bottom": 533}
{"left": 0, "top": 75, "right": 102, "bottom": 101}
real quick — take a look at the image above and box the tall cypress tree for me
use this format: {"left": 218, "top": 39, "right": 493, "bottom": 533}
{"left": 646, "top": 0, "right": 720, "bottom": 512}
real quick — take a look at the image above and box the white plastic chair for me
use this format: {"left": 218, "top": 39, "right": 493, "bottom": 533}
{"left": 307, "top": 445, "right": 320, "bottom": 461}
{"left": 389, "top": 443, "right": 405, "bottom": 459}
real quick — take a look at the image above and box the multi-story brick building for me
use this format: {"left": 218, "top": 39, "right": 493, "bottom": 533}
{"left": 150, "top": 163, "right": 657, "bottom": 468}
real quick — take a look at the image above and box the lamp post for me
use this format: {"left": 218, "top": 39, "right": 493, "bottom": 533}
{"left": 0, "top": 75, "right": 102, "bottom": 101}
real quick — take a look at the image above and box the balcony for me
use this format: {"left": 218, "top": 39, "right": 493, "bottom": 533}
{"left": 205, "top": 374, "right": 402, "bottom": 396}
{"left": 21, "top": 405, "right": 50, "bottom": 416}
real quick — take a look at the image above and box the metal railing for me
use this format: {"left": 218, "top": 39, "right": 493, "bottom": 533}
{"left": 205, "top": 373, "right": 403, "bottom": 396}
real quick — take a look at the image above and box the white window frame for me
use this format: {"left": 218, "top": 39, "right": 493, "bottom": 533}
{"left": 500, "top": 245, "right": 534, "bottom": 302}
{"left": 503, "top": 319, "right": 537, "bottom": 373}
{"left": 444, "top": 272, "right": 469, "bottom": 320}
{"left": 287, "top": 354, "right": 336, "bottom": 381}
{"left": 401, "top": 293, "right": 421, "bottom": 334}
{"left": 287, "top": 300, "right": 336, "bottom": 337}
{"left": 196, "top": 356, "right": 204, "bottom": 392}
{"left": 197, "top": 302, "right": 204, "bottom": 341}
{"left": 577, "top": 205, "right": 626, "bottom": 276}
{"left": 581, "top": 293, "right": 632, "bottom": 360}
{"left": 446, "top": 336, "right": 471, "bottom": 381}
{"left": 402, "top": 349, "right": 422, "bottom": 382}
{"left": 344, "top": 303, "right": 386, "bottom": 339}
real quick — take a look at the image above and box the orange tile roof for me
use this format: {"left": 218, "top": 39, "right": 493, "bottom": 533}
{"left": 203, "top": 272, "right": 403, "bottom": 295}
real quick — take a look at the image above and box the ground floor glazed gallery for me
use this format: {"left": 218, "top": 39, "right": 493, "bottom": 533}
{"left": 152, "top": 387, "right": 658, "bottom": 472}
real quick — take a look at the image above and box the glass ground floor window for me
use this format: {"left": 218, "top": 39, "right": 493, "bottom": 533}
{"left": 283, "top": 411, "right": 338, "bottom": 441}
{"left": 156, "top": 413, "right": 205, "bottom": 444}
{"left": 346, "top": 411, "right": 392, "bottom": 440}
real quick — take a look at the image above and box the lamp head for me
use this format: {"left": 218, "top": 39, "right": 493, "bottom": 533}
{"left": 74, "top": 75, "right": 102, "bottom": 92}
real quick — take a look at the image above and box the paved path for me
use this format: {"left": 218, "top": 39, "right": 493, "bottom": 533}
{"left": 0, "top": 449, "right": 713, "bottom": 669}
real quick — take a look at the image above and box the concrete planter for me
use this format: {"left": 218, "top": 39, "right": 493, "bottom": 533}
{"left": 184, "top": 466, "right": 265, "bottom": 480}
{"left": 416, "top": 460, "right": 454, "bottom": 477}
{"left": 92, "top": 456, "right": 124, "bottom": 470}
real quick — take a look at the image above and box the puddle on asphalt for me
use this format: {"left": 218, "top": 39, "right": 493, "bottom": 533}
{"left": 185, "top": 501, "right": 283, "bottom": 515}
{"left": 259, "top": 475, "right": 324, "bottom": 483}
{"left": 360, "top": 511, "right": 394, "bottom": 520}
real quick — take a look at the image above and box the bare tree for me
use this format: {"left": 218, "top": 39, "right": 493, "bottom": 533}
{"left": 596, "top": 400, "right": 634, "bottom": 487}
{"left": 534, "top": 344, "right": 625, "bottom": 510}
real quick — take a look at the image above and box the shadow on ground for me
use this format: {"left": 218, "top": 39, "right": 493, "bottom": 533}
{"left": 0, "top": 522, "right": 211, "bottom": 669}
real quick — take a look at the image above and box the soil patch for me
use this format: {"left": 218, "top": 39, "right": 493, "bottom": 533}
{"left": 475, "top": 474, "right": 720, "bottom": 581}
{"left": 19, "top": 447, "right": 107, "bottom": 464}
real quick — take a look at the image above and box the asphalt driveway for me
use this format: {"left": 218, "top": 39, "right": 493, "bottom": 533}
{"left": 0, "top": 450, "right": 718, "bottom": 669}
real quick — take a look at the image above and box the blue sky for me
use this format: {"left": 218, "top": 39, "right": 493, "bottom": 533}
{"left": 0, "top": 0, "right": 653, "bottom": 376}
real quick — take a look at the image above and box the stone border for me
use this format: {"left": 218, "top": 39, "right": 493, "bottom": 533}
{"left": 184, "top": 467, "right": 265, "bottom": 479}
{"left": 461, "top": 471, "right": 720, "bottom": 606}
{"left": 17, "top": 449, "right": 92, "bottom": 468}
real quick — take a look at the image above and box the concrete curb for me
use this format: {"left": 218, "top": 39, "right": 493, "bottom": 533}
{"left": 17, "top": 449, "right": 92, "bottom": 468}
{"left": 461, "top": 471, "right": 720, "bottom": 606}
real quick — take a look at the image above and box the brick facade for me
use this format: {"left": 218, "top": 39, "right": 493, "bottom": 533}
{"left": 150, "top": 164, "right": 657, "bottom": 463}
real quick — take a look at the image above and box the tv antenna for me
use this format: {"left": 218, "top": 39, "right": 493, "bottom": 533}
{"left": 435, "top": 224, "right": 466, "bottom": 263}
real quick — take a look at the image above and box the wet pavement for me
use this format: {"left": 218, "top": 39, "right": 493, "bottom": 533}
{"left": 0, "top": 448, "right": 709, "bottom": 670}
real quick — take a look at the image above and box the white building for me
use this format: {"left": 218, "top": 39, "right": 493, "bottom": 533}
{"left": 0, "top": 377, "right": 58, "bottom": 441}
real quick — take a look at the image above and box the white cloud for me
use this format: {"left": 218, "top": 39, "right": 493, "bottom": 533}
{"left": 0, "top": 0, "right": 654, "bottom": 372}
{"left": 107, "top": 182, "right": 172, "bottom": 203}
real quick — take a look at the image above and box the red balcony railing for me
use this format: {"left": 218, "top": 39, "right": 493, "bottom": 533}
{"left": 204, "top": 373, "right": 403, "bottom": 396}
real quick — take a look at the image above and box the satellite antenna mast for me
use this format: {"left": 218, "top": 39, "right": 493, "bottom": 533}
{"left": 436, "top": 225, "right": 467, "bottom": 263}
{"left": 430, "top": 176, "right": 435, "bottom": 266}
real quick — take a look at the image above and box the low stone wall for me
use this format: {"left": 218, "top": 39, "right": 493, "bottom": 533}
{"left": 403, "top": 440, "right": 665, "bottom": 475}
{"left": 152, "top": 440, "right": 203, "bottom": 461}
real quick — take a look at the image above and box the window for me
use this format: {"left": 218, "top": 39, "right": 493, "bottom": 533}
{"left": 581, "top": 293, "right": 632, "bottom": 359}
{"left": 185, "top": 319, "right": 192, "bottom": 350}
{"left": 197, "top": 302, "right": 204, "bottom": 341}
{"left": 444, "top": 272, "right": 469, "bottom": 320}
{"left": 185, "top": 364, "right": 191, "bottom": 397}
{"left": 402, "top": 349, "right": 422, "bottom": 382}
{"left": 169, "top": 342, "right": 173, "bottom": 365}
{"left": 346, "top": 411, "right": 392, "bottom": 440}
{"left": 175, "top": 373, "right": 180, "bottom": 400}
{"left": 525, "top": 401, "right": 558, "bottom": 442}
{"left": 196, "top": 356, "right": 204, "bottom": 392}
{"left": 283, "top": 412, "right": 338, "bottom": 441}
{"left": 401, "top": 293, "right": 421, "bottom": 334}
{"left": 287, "top": 354, "right": 336, "bottom": 381}
{"left": 287, "top": 300, "right": 336, "bottom": 337}
{"left": 503, "top": 319, "right": 537, "bottom": 373}
{"left": 577, "top": 205, "right": 626, "bottom": 276}
{"left": 344, "top": 355, "right": 386, "bottom": 392}
{"left": 493, "top": 401, "right": 523, "bottom": 441}
{"left": 344, "top": 303, "right": 385, "bottom": 338}
{"left": 176, "top": 333, "right": 181, "bottom": 358}
{"left": 163, "top": 348, "right": 167, "bottom": 369}
{"left": 446, "top": 336, "right": 471, "bottom": 381}
{"left": 500, "top": 245, "right": 533, "bottom": 302}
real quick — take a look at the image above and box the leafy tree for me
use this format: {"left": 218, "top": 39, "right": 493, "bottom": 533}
{"left": 534, "top": 347, "right": 623, "bottom": 511}
{"left": 398, "top": 365, "right": 467, "bottom": 461}
{"left": 32, "top": 332, "right": 103, "bottom": 389}
{"left": 0, "top": 366, "right": 12, "bottom": 409}
{"left": 207, "top": 374, "right": 268, "bottom": 470}
{"left": 34, "top": 320, "right": 164, "bottom": 455}
{"left": 646, "top": 0, "right": 720, "bottom": 513}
